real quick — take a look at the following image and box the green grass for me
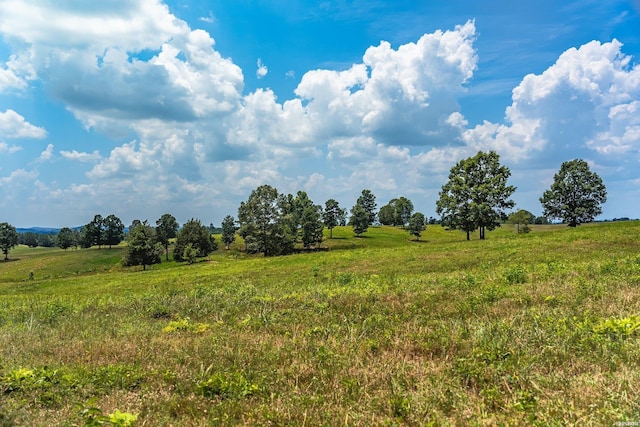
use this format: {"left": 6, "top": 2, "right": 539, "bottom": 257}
{"left": 1, "top": 222, "right": 640, "bottom": 425}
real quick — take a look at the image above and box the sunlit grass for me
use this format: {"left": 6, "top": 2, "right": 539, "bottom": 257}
{"left": 1, "top": 222, "right": 640, "bottom": 425}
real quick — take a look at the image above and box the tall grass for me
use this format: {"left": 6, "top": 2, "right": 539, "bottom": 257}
{"left": 1, "top": 222, "right": 640, "bottom": 425}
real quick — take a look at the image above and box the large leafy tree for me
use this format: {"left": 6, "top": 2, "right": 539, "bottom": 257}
{"left": 155, "top": 213, "right": 179, "bottom": 260}
{"left": 221, "top": 215, "right": 237, "bottom": 250}
{"left": 540, "top": 159, "right": 607, "bottom": 227}
{"left": 322, "top": 199, "right": 346, "bottom": 238}
{"left": 379, "top": 197, "right": 414, "bottom": 226}
{"left": 103, "top": 214, "right": 125, "bottom": 248}
{"left": 57, "top": 227, "right": 75, "bottom": 251}
{"left": 83, "top": 214, "right": 104, "bottom": 248}
{"left": 436, "top": 151, "right": 516, "bottom": 240}
{"left": 0, "top": 222, "right": 19, "bottom": 260}
{"left": 123, "top": 221, "right": 163, "bottom": 271}
{"left": 23, "top": 232, "right": 39, "bottom": 248}
{"left": 407, "top": 212, "right": 427, "bottom": 241}
{"left": 237, "top": 185, "right": 295, "bottom": 256}
{"left": 173, "top": 219, "right": 218, "bottom": 262}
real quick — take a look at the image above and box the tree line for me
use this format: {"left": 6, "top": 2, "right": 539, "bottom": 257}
{"left": 0, "top": 151, "right": 607, "bottom": 265}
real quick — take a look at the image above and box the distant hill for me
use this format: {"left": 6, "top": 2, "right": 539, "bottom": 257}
{"left": 17, "top": 227, "right": 60, "bottom": 234}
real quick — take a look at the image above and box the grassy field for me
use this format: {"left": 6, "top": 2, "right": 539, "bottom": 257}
{"left": 1, "top": 222, "right": 640, "bottom": 425}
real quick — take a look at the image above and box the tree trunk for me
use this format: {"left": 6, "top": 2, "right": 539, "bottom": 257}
{"left": 466, "top": 231, "right": 470, "bottom": 240}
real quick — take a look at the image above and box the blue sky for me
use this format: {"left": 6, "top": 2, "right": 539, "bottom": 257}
{"left": 1, "top": 0, "right": 639, "bottom": 228}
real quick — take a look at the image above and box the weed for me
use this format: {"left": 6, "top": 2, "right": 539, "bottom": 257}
{"left": 162, "top": 317, "right": 209, "bottom": 333}
{"left": 196, "top": 371, "right": 260, "bottom": 400}
{"left": 504, "top": 265, "right": 527, "bottom": 284}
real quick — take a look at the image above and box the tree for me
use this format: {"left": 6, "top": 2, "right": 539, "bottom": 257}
{"left": 23, "top": 232, "right": 39, "bottom": 248}
{"left": 356, "top": 189, "right": 377, "bottom": 226}
{"left": 379, "top": 197, "right": 414, "bottom": 226}
{"left": 0, "top": 222, "right": 18, "bottom": 260}
{"left": 221, "top": 215, "right": 237, "bottom": 250}
{"left": 173, "top": 219, "right": 217, "bottom": 262}
{"left": 122, "top": 221, "right": 163, "bottom": 271}
{"left": 322, "top": 199, "right": 346, "bottom": 238}
{"left": 103, "top": 214, "right": 124, "bottom": 248}
{"left": 436, "top": 151, "right": 515, "bottom": 240}
{"left": 508, "top": 209, "right": 534, "bottom": 234}
{"left": 540, "top": 159, "right": 607, "bottom": 227}
{"left": 349, "top": 204, "right": 370, "bottom": 237}
{"left": 378, "top": 204, "right": 396, "bottom": 226}
{"left": 83, "top": 215, "right": 104, "bottom": 248}
{"left": 237, "top": 185, "right": 295, "bottom": 256}
{"left": 156, "top": 214, "right": 179, "bottom": 261}
{"left": 57, "top": 227, "right": 75, "bottom": 251}
{"left": 300, "top": 205, "right": 324, "bottom": 249}
{"left": 407, "top": 212, "right": 427, "bottom": 241}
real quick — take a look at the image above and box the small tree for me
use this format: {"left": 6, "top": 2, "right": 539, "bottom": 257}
{"left": 0, "top": 222, "right": 19, "bottom": 260}
{"left": 221, "top": 215, "right": 237, "bottom": 250}
{"left": 122, "top": 221, "right": 163, "bottom": 271}
{"left": 322, "top": 199, "right": 346, "bottom": 238}
{"left": 301, "top": 206, "right": 324, "bottom": 249}
{"left": 173, "top": 219, "right": 217, "bottom": 262}
{"left": 540, "top": 159, "right": 607, "bottom": 227}
{"left": 349, "top": 204, "right": 370, "bottom": 237}
{"left": 407, "top": 212, "right": 426, "bottom": 241}
{"left": 156, "top": 213, "right": 179, "bottom": 261}
{"left": 57, "top": 227, "right": 75, "bottom": 250}
{"left": 508, "top": 209, "right": 533, "bottom": 234}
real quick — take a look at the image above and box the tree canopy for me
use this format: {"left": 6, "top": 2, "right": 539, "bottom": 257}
{"left": 173, "top": 219, "right": 218, "bottom": 262}
{"left": 436, "top": 151, "right": 516, "bottom": 240}
{"left": 237, "top": 185, "right": 295, "bottom": 256}
{"left": 122, "top": 221, "right": 163, "bottom": 270}
{"left": 221, "top": 215, "right": 237, "bottom": 250}
{"left": 0, "top": 222, "right": 18, "bottom": 260}
{"left": 540, "top": 159, "right": 607, "bottom": 227}
{"left": 322, "top": 199, "right": 346, "bottom": 238}
{"left": 156, "top": 213, "right": 179, "bottom": 261}
{"left": 407, "top": 212, "right": 426, "bottom": 241}
{"left": 378, "top": 197, "right": 414, "bottom": 226}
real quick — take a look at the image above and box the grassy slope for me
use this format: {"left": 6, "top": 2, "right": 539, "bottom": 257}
{"left": 1, "top": 223, "right": 640, "bottom": 425}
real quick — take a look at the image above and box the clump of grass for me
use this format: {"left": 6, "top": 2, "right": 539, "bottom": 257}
{"left": 162, "top": 317, "right": 209, "bottom": 333}
{"left": 196, "top": 371, "right": 260, "bottom": 400}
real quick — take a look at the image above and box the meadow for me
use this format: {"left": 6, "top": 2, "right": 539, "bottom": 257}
{"left": 1, "top": 222, "right": 639, "bottom": 426}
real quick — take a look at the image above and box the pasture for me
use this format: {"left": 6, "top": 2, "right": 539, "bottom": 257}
{"left": 1, "top": 222, "right": 639, "bottom": 425}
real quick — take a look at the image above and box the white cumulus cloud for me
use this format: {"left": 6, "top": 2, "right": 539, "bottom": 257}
{"left": 0, "top": 109, "right": 47, "bottom": 139}
{"left": 256, "top": 58, "right": 268, "bottom": 79}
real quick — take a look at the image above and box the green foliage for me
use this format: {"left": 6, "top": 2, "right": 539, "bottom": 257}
{"left": 540, "top": 159, "right": 607, "bottom": 227}
{"left": 300, "top": 205, "right": 324, "bottom": 248}
{"left": 162, "top": 317, "right": 209, "bottom": 333}
{"left": 103, "top": 214, "right": 125, "bottom": 248}
{"left": 378, "top": 196, "right": 414, "bottom": 227}
{"left": 504, "top": 265, "right": 527, "bottom": 284}
{"left": 155, "top": 213, "right": 179, "bottom": 261}
{"left": 355, "top": 189, "right": 377, "bottom": 226}
{"left": 173, "top": 219, "right": 217, "bottom": 262}
{"left": 76, "top": 401, "right": 138, "bottom": 427}
{"left": 0, "top": 222, "right": 18, "bottom": 260}
{"left": 57, "top": 227, "right": 76, "bottom": 250}
{"left": 508, "top": 209, "right": 533, "bottom": 234}
{"left": 437, "top": 151, "right": 515, "bottom": 240}
{"left": 221, "top": 215, "right": 237, "bottom": 249}
{"left": 349, "top": 204, "right": 370, "bottom": 236}
{"left": 322, "top": 199, "right": 346, "bottom": 238}
{"left": 407, "top": 212, "right": 426, "bottom": 240}
{"left": 593, "top": 316, "right": 640, "bottom": 339}
{"left": 196, "top": 371, "right": 260, "bottom": 400}
{"left": 182, "top": 243, "right": 197, "bottom": 264}
{"left": 122, "top": 221, "right": 163, "bottom": 270}
{"left": 237, "top": 185, "right": 295, "bottom": 256}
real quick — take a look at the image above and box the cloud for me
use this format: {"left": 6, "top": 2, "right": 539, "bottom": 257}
{"left": 60, "top": 150, "right": 102, "bottom": 162}
{"left": 0, "top": 142, "right": 23, "bottom": 154}
{"left": 0, "top": 109, "right": 47, "bottom": 139}
{"left": 458, "top": 39, "right": 640, "bottom": 165}
{"left": 38, "top": 143, "right": 54, "bottom": 161}
{"left": 256, "top": 58, "right": 268, "bottom": 79}
{"left": 199, "top": 12, "right": 215, "bottom": 24}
